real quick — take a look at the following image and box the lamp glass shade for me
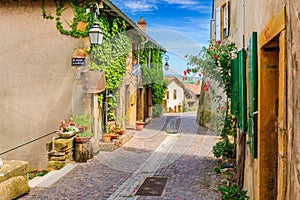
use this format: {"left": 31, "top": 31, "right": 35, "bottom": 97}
{"left": 88, "top": 22, "right": 104, "bottom": 45}
{"left": 164, "top": 62, "right": 170, "bottom": 70}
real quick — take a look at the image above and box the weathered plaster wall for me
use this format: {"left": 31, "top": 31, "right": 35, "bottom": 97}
{"left": 228, "top": 0, "right": 288, "bottom": 199}
{"left": 0, "top": 1, "right": 84, "bottom": 168}
{"left": 231, "top": 0, "right": 285, "bottom": 50}
{"left": 228, "top": 0, "right": 300, "bottom": 199}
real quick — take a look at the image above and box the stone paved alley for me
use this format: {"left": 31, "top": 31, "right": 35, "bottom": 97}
{"left": 20, "top": 112, "right": 221, "bottom": 200}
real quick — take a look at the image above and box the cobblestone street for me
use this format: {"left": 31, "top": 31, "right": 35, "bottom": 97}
{"left": 20, "top": 112, "right": 221, "bottom": 200}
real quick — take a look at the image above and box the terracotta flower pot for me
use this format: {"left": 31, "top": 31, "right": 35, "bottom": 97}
{"left": 111, "top": 134, "right": 118, "bottom": 139}
{"left": 77, "top": 126, "right": 86, "bottom": 133}
{"left": 102, "top": 134, "right": 111, "bottom": 143}
{"left": 135, "top": 122, "right": 145, "bottom": 131}
{"left": 74, "top": 136, "right": 91, "bottom": 143}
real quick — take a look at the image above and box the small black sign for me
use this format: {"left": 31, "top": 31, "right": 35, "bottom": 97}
{"left": 72, "top": 57, "right": 86, "bottom": 66}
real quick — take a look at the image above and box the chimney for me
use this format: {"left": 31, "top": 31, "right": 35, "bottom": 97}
{"left": 138, "top": 16, "right": 147, "bottom": 32}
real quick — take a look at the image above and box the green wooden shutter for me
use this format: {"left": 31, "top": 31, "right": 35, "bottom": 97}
{"left": 231, "top": 58, "right": 239, "bottom": 117}
{"left": 248, "top": 32, "right": 258, "bottom": 158}
{"left": 238, "top": 49, "right": 247, "bottom": 133}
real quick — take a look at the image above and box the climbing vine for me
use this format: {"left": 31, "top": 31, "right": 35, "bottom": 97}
{"left": 90, "top": 17, "right": 129, "bottom": 92}
{"left": 137, "top": 46, "right": 166, "bottom": 117}
{"left": 42, "top": 0, "right": 96, "bottom": 38}
{"left": 41, "top": 1, "right": 132, "bottom": 121}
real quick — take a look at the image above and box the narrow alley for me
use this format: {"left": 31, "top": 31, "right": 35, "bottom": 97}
{"left": 20, "top": 112, "right": 220, "bottom": 200}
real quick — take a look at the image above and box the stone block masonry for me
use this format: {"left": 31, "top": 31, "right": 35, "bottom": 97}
{"left": 0, "top": 160, "right": 30, "bottom": 200}
{"left": 46, "top": 136, "right": 75, "bottom": 170}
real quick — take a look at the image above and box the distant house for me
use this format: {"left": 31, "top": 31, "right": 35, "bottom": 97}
{"left": 163, "top": 77, "right": 201, "bottom": 113}
{"left": 163, "top": 77, "right": 185, "bottom": 113}
{"left": 183, "top": 80, "right": 201, "bottom": 109}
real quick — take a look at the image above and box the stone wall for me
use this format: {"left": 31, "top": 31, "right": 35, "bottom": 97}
{"left": 0, "top": 0, "right": 85, "bottom": 168}
{"left": 197, "top": 77, "right": 226, "bottom": 134}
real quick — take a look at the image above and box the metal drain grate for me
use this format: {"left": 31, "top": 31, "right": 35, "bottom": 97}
{"left": 135, "top": 177, "right": 168, "bottom": 196}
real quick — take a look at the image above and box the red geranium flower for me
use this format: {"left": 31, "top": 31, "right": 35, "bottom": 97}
{"left": 214, "top": 54, "right": 218, "bottom": 59}
{"left": 217, "top": 40, "right": 222, "bottom": 45}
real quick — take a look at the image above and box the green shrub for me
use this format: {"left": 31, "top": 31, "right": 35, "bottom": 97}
{"left": 213, "top": 140, "right": 234, "bottom": 158}
{"left": 219, "top": 185, "right": 250, "bottom": 200}
{"left": 77, "top": 131, "right": 93, "bottom": 137}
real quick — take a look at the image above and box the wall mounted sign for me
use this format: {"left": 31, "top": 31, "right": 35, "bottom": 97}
{"left": 72, "top": 57, "right": 86, "bottom": 66}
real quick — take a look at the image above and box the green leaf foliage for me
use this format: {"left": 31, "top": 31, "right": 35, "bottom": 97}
{"left": 137, "top": 46, "right": 166, "bottom": 117}
{"left": 219, "top": 185, "right": 250, "bottom": 200}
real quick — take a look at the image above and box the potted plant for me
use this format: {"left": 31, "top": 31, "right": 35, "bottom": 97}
{"left": 58, "top": 118, "right": 79, "bottom": 138}
{"left": 110, "top": 126, "right": 119, "bottom": 140}
{"left": 73, "top": 114, "right": 90, "bottom": 133}
{"left": 102, "top": 133, "right": 111, "bottom": 143}
{"left": 116, "top": 125, "right": 125, "bottom": 135}
{"left": 135, "top": 120, "right": 145, "bottom": 131}
{"left": 102, "top": 125, "right": 112, "bottom": 143}
{"left": 75, "top": 131, "right": 93, "bottom": 143}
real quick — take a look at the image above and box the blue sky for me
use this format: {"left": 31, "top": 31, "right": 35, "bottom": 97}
{"left": 110, "top": 0, "right": 212, "bottom": 76}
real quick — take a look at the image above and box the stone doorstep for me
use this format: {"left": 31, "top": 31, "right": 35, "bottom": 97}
{"left": 99, "top": 132, "right": 134, "bottom": 151}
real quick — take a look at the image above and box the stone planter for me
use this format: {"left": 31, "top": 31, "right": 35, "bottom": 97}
{"left": 74, "top": 140, "right": 93, "bottom": 163}
{"left": 58, "top": 131, "right": 76, "bottom": 139}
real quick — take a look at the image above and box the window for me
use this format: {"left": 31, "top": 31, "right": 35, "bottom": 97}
{"left": 166, "top": 90, "right": 169, "bottom": 99}
{"left": 173, "top": 89, "right": 177, "bottom": 100}
{"left": 215, "top": 1, "right": 229, "bottom": 40}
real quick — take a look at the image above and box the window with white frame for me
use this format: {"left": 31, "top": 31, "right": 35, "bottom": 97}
{"left": 214, "top": 1, "right": 229, "bottom": 40}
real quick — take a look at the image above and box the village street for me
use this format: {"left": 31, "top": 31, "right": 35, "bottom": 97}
{"left": 20, "top": 111, "right": 221, "bottom": 200}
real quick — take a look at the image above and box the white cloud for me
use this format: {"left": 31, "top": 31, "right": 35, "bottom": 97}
{"left": 124, "top": 1, "right": 158, "bottom": 12}
{"left": 114, "top": 0, "right": 211, "bottom": 14}
{"left": 162, "top": 0, "right": 198, "bottom": 5}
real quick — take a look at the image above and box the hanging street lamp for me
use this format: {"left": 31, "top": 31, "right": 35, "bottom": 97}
{"left": 88, "top": 22, "right": 104, "bottom": 45}
{"left": 163, "top": 54, "right": 170, "bottom": 70}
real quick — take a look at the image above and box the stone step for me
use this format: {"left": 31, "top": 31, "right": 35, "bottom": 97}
{"left": 99, "top": 131, "right": 134, "bottom": 151}
{"left": 28, "top": 164, "right": 76, "bottom": 188}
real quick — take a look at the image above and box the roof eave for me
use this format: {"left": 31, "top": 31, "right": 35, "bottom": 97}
{"left": 103, "top": 0, "right": 166, "bottom": 52}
